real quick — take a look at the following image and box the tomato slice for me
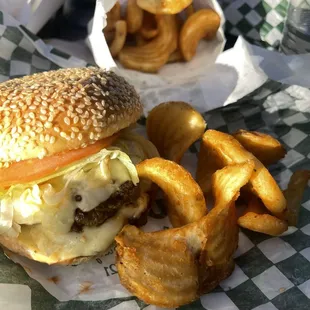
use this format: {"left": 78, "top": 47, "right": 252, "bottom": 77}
{"left": 0, "top": 134, "right": 119, "bottom": 188}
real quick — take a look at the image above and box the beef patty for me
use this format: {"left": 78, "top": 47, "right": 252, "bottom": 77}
{"left": 70, "top": 181, "right": 140, "bottom": 232}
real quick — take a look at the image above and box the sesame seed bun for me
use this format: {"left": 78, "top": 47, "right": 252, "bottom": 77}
{"left": 0, "top": 67, "right": 142, "bottom": 165}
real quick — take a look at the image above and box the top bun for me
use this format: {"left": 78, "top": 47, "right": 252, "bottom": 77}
{"left": 0, "top": 67, "right": 142, "bottom": 165}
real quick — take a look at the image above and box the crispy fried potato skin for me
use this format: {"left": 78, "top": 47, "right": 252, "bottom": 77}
{"left": 115, "top": 161, "right": 254, "bottom": 307}
{"left": 233, "top": 130, "right": 286, "bottom": 166}
{"left": 180, "top": 9, "right": 220, "bottom": 61}
{"left": 146, "top": 101, "right": 206, "bottom": 163}
{"left": 136, "top": 158, "right": 207, "bottom": 227}
{"left": 118, "top": 15, "right": 178, "bottom": 73}
{"left": 199, "top": 130, "right": 287, "bottom": 215}
{"left": 238, "top": 197, "right": 288, "bottom": 236}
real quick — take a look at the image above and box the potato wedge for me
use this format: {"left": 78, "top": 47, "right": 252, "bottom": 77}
{"left": 126, "top": 0, "right": 144, "bottom": 34}
{"left": 283, "top": 170, "right": 310, "bottom": 226}
{"left": 197, "top": 130, "right": 287, "bottom": 214}
{"left": 212, "top": 160, "right": 255, "bottom": 209}
{"left": 238, "top": 197, "right": 288, "bottom": 236}
{"left": 140, "top": 11, "right": 159, "bottom": 39}
{"left": 180, "top": 9, "right": 220, "bottom": 61}
{"left": 137, "top": 0, "right": 193, "bottom": 14}
{"left": 233, "top": 130, "right": 286, "bottom": 166}
{"left": 146, "top": 101, "right": 206, "bottom": 163}
{"left": 109, "top": 20, "right": 127, "bottom": 57}
{"left": 136, "top": 158, "right": 207, "bottom": 227}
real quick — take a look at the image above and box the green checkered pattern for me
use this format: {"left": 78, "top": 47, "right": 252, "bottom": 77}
{"left": 219, "top": 0, "right": 289, "bottom": 47}
{"left": 1, "top": 8, "right": 310, "bottom": 310}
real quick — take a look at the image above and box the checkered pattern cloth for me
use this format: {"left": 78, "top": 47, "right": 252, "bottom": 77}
{"left": 0, "top": 9, "right": 310, "bottom": 310}
{"left": 219, "top": 0, "right": 289, "bottom": 47}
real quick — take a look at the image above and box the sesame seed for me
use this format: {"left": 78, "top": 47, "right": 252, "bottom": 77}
{"left": 71, "top": 127, "right": 79, "bottom": 132}
{"left": 95, "top": 127, "right": 102, "bottom": 133}
{"left": 16, "top": 118, "right": 22, "bottom": 126}
{"left": 40, "top": 134, "right": 45, "bottom": 142}
{"left": 54, "top": 126, "right": 60, "bottom": 133}
{"left": 60, "top": 132, "right": 67, "bottom": 138}
{"left": 45, "top": 134, "right": 50, "bottom": 142}
{"left": 50, "top": 136, "right": 56, "bottom": 144}
{"left": 71, "top": 132, "right": 75, "bottom": 139}
{"left": 40, "top": 115, "right": 47, "bottom": 121}
{"left": 73, "top": 116, "right": 79, "bottom": 124}
{"left": 45, "top": 122, "right": 52, "bottom": 129}
{"left": 89, "top": 132, "right": 94, "bottom": 140}
{"left": 64, "top": 117, "right": 70, "bottom": 125}
{"left": 78, "top": 133, "right": 83, "bottom": 141}
{"left": 29, "top": 112, "right": 35, "bottom": 118}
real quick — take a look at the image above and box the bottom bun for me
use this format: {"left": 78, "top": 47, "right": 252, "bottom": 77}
{"left": 0, "top": 193, "right": 149, "bottom": 265}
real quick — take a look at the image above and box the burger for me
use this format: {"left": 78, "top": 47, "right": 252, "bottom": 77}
{"left": 0, "top": 67, "right": 158, "bottom": 265}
